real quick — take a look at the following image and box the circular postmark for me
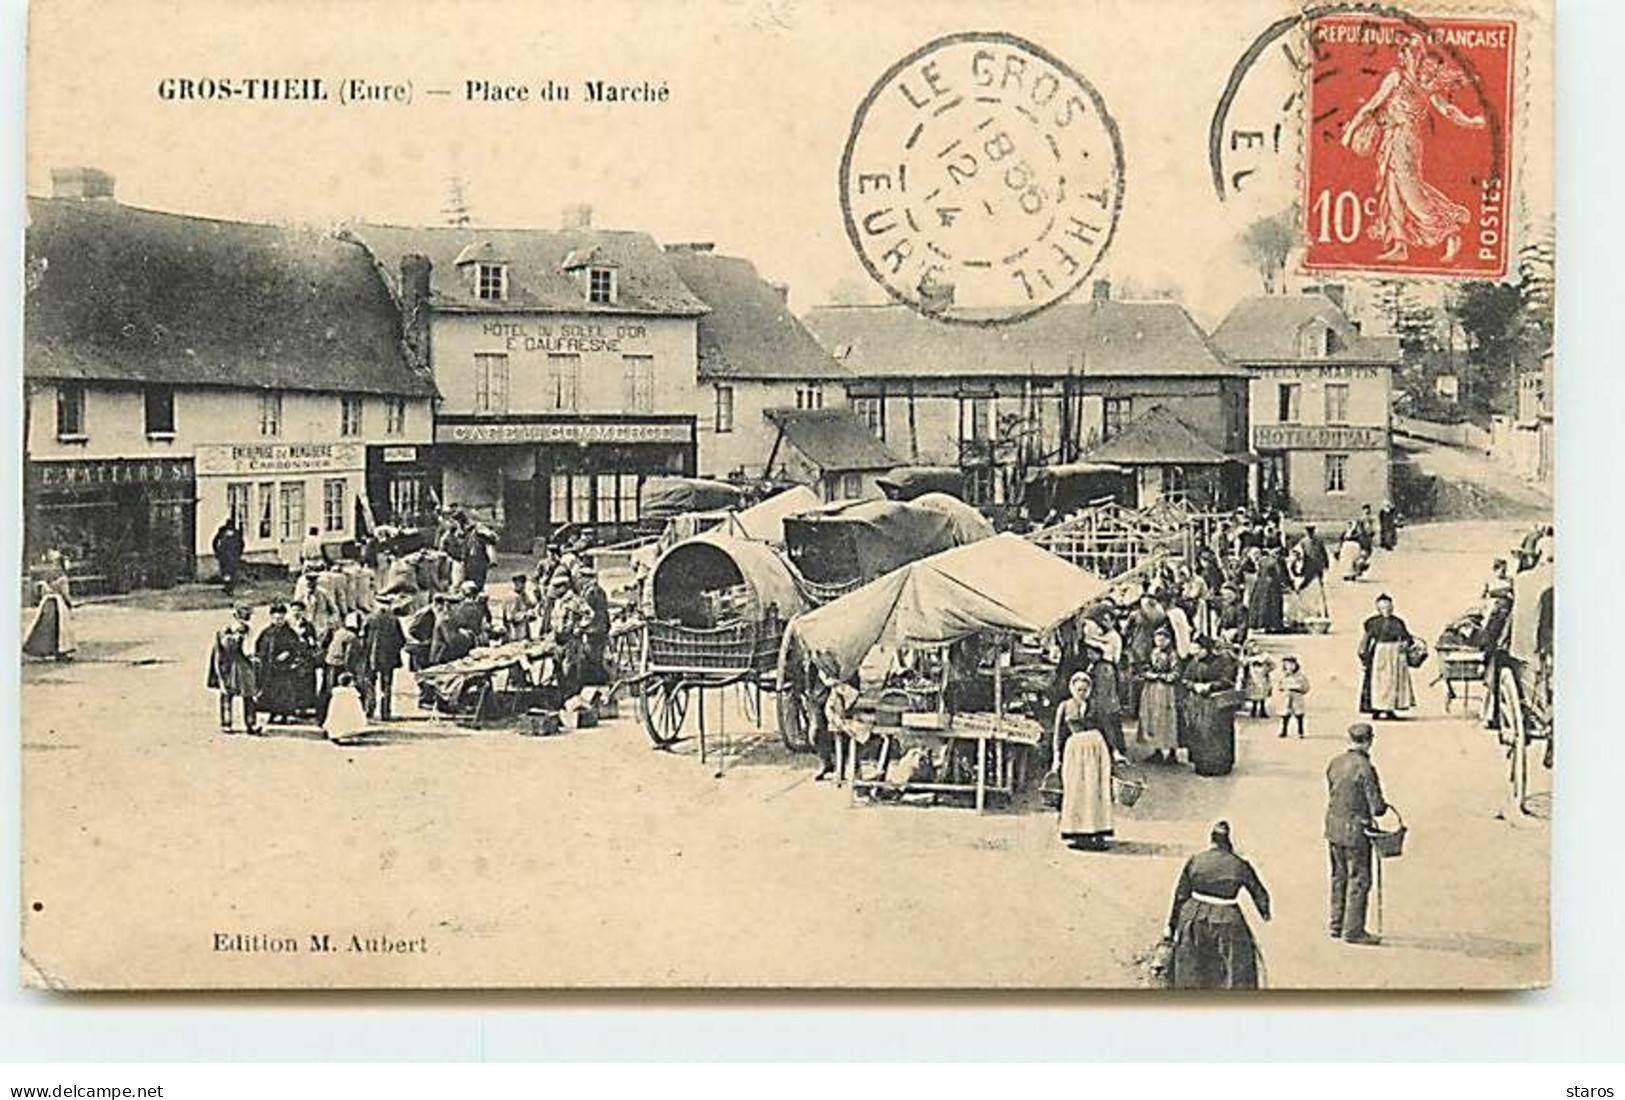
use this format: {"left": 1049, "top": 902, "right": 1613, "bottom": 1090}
{"left": 840, "top": 32, "right": 1125, "bottom": 326}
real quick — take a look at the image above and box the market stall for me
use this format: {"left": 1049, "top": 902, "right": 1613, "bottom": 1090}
{"left": 782, "top": 495, "right": 994, "bottom": 600}
{"left": 780, "top": 533, "right": 1108, "bottom": 811}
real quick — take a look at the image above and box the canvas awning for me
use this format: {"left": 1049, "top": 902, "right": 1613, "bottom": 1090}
{"left": 731, "top": 485, "right": 821, "bottom": 546}
{"left": 640, "top": 476, "right": 747, "bottom": 519}
{"left": 651, "top": 533, "right": 807, "bottom": 627}
{"left": 786, "top": 533, "right": 1109, "bottom": 679}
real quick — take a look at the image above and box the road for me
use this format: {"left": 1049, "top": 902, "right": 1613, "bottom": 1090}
{"left": 19, "top": 520, "right": 1548, "bottom": 990}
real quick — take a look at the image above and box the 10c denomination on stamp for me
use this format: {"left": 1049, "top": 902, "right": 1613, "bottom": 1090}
{"left": 1303, "top": 13, "right": 1515, "bottom": 278}
{"left": 840, "top": 31, "right": 1125, "bottom": 325}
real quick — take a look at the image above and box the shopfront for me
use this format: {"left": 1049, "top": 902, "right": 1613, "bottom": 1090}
{"left": 434, "top": 415, "right": 696, "bottom": 549}
{"left": 27, "top": 457, "right": 196, "bottom": 593}
{"left": 195, "top": 442, "right": 368, "bottom": 570}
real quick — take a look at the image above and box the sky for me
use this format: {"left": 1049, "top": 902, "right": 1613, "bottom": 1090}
{"left": 25, "top": 0, "right": 1553, "bottom": 329}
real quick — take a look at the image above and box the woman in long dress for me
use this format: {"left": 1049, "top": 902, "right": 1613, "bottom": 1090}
{"left": 1164, "top": 821, "right": 1272, "bottom": 989}
{"left": 1341, "top": 37, "right": 1486, "bottom": 263}
{"left": 22, "top": 552, "right": 75, "bottom": 661}
{"left": 1337, "top": 519, "right": 1369, "bottom": 581}
{"left": 1358, "top": 593, "right": 1415, "bottom": 719}
{"left": 1056, "top": 671, "right": 1117, "bottom": 850}
{"left": 1081, "top": 619, "right": 1126, "bottom": 758}
{"left": 1136, "top": 627, "right": 1182, "bottom": 765}
{"left": 1182, "top": 637, "right": 1240, "bottom": 777}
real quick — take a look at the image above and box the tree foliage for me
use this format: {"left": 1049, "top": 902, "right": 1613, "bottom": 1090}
{"left": 1238, "top": 205, "right": 1299, "bottom": 294}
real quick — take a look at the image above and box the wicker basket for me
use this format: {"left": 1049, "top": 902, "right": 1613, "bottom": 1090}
{"left": 1366, "top": 808, "right": 1407, "bottom": 858}
{"left": 1113, "top": 776, "right": 1147, "bottom": 807}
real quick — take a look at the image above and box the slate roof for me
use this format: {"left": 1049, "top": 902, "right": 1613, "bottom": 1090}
{"left": 347, "top": 223, "right": 708, "bottom": 317}
{"left": 662, "top": 248, "right": 848, "bottom": 382}
{"left": 1082, "top": 405, "right": 1230, "bottom": 465}
{"left": 25, "top": 197, "right": 435, "bottom": 396}
{"left": 802, "top": 301, "right": 1247, "bottom": 379}
{"left": 1210, "top": 293, "right": 1402, "bottom": 364}
{"left": 766, "top": 407, "right": 900, "bottom": 472}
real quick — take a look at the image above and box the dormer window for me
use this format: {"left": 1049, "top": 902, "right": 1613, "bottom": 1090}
{"left": 1297, "top": 322, "right": 1335, "bottom": 359}
{"left": 588, "top": 266, "right": 616, "bottom": 304}
{"left": 476, "top": 262, "right": 508, "bottom": 302}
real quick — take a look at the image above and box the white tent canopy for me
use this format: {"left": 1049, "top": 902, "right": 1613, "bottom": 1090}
{"left": 786, "top": 533, "right": 1109, "bottom": 679}
{"left": 732, "top": 485, "right": 822, "bottom": 546}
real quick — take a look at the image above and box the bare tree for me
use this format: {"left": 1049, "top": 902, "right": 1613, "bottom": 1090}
{"left": 1239, "top": 205, "right": 1299, "bottom": 294}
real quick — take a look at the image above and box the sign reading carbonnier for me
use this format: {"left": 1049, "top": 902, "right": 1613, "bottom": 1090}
{"left": 840, "top": 32, "right": 1126, "bottom": 326}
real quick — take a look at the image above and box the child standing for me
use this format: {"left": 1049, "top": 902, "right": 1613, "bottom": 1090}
{"left": 1276, "top": 654, "right": 1310, "bottom": 738}
{"left": 1240, "top": 644, "right": 1275, "bottom": 719}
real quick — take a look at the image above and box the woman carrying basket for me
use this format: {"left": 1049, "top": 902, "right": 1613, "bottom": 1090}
{"left": 1163, "top": 821, "right": 1272, "bottom": 989}
{"left": 1055, "top": 671, "right": 1123, "bottom": 851}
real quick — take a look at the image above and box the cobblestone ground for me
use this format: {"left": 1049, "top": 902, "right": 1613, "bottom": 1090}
{"left": 20, "top": 520, "right": 1547, "bottom": 990}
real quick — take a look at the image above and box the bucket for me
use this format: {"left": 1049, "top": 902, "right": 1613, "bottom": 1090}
{"left": 1366, "top": 807, "right": 1407, "bottom": 858}
{"left": 1113, "top": 776, "right": 1146, "bottom": 807}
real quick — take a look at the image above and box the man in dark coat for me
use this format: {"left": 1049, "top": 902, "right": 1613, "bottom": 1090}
{"left": 255, "top": 602, "right": 316, "bottom": 722}
{"left": 212, "top": 518, "right": 245, "bottom": 595}
{"left": 1247, "top": 549, "right": 1287, "bottom": 633}
{"left": 361, "top": 597, "right": 408, "bottom": 720}
{"left": 576, "top": 566, "right": 611, "bottom": 685}
{"left": 465, "top": 525, "right": 492, "bottom": 591}
{"left": 1296, "top": 526, "right": 1329, "bottom": 584}
{"left": 1325, "top": 722, "right": 1389, "bottom": 945}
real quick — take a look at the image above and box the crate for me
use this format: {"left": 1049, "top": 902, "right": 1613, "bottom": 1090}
{"left": 522, "top": 709, "right": 562, "bottom": 737}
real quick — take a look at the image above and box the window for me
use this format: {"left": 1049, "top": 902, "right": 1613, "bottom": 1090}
{"left": 1102, "top": 396, "right": 1132, "bottom": 441}
{"left": 226, "top": 482, "right": 251, "bottom": 532}
{"left": 388, "top": 474, "right": 422, "bottom": 523}
{"left": 617, "top": 474, "right": 641, "bottom": 523}
{"left": 259, "top": 392, "right": 283, "bottom": 437}
{"left": 278, "top": 482, "right": 305, "bottom": 541}
{"left": 853, "top": 395, "right": 885, "bottom": 440}
{"left": 964, "top": 396, "right": 993, "bottom": 442}
{"left": 623, "top": 355, "right": 655, "bottom": 413}
{"left": 1324, "top": 453, "right": 1349, "bottom": 494}
{"left": 547, "top": 354, "right": 580, "bottom": 411}
{"left": 1298, "top": 323, "right": 1332, "bottom": 358}
{"left": 476, "top": 263, "right": 508, "bottom": 302}
{"left": 571, "top": 473, "right": 592, "bottom": 523}
{"left": 322, "top": 478, "right": 347, "bottom": 533}
{"left": 714, "top": 384, "right": 735, "bottom": 433}
{"left": 386, "top": 398, "right": 407, "bottom": 436}
{"left": 841, "top": 472, "right": 863, "bottom": 499}
{"left": 144, "top": 385, "right": 175, "bottom": 436}
{"left": 256, "top": 482, "right": 275, "bottom": 540}
{"left": 797, "top": 383, "right": 825, "bottom": 410}
{"left": 56, "top": 384, "right": 86, "bottom": 439}
{"left": 1276, "top": 382, "right": 1302, "bottom": 423}
{"left": 340, "top": 395, "right": 364, "bottom": 437}
{"left": 474, "top": 352, "right": 510, "bottom": 414}
{"left": 588, "top": 267, "right": 615, "bottom": 304}
{"left": 595, "top": 474, "right": 618, "bottom": 524}
{"left": 1324, "top": 382, "right": 1350, "bottom": 424}
{"left": 550, "top": 474, "right": 570, "bottom": 528}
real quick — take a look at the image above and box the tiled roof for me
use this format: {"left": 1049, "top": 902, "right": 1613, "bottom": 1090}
{"left": 766, "top": 407, "right": 900, "bottom": 472}
{"left": 1210, "top": 293, "right": 1402, "bottom": 364}
{"left": 663, "top": 248, "right": 848, "bottom": 382}
{"left": 346, "top": 222, "right": 708, "bottom": 317}
{"left": 802, "top": 300, "right": 1248, "bottom": 379}
{"left": 25, "top": 197, "right": 434, "bottom": 396}
{"left": 1082, "top": 405, "right": 1230, "bottom": 465}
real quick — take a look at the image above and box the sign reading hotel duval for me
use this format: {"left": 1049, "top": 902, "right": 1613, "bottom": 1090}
{"left": 1253, "top": 424, "right": 1386, "bottom": 450}
{"left": 436, "top": 420, "right": 693, "bottom": 446}
{"left": 194, "top": 442, "right": 366, "bottom": 476}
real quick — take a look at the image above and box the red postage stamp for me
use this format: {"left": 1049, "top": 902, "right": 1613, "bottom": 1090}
{"left": 1303, "top": 13, "right": 1516, "bottom": 278}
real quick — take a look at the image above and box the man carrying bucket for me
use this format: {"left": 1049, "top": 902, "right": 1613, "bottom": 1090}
{"left": 1324, "top": 722, "right": 1389, "bottom": 945}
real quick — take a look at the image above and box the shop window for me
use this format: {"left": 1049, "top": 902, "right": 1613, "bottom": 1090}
{"left": 714, "top": 384, "right": 735, "bottom": 433}
{"left": 571, "top": 474, "right": 592, "bottom": 524}
{"left": 549, "top": 474, "right": 570, "bottom": 528}
{"left": 618, "top": 474, "right": 641, "bottom": 523}
{"left": 56, "top": 383, "right": 86, "bottom": 439}
{"left": 226, "top": 482, "right": 251, "bottom": 532}
{"left": 588, "top": 267, "right": 616, "bottom": 304}
{"left": 256, "top": 482, "right": 275, "bottom": 540}
{"left": 144, "top": 385, "right": 175, "bottom": 437}
{"left": 322, "top": 478, "right": 346, "bottom": 533}
{"left": 386, "top": 398, "right": 407, "bottom": 436}
{"left": 1276, "top": 383, "right": 1302, "bottom": 423}
{"left": 474, "top": 353, "right": 510, "bottom": 414}
{"left": 340, "top": 396, "right": 364, "bottom": 437}
{"left": 547, "top": 354, "right": 580, "bottom": 412}
{"left": 1102, "top": 397, "right": 1131, "bottom": 441}
{"left": 259, "top": 393, "right": 283, "bottom": 437}
{"left": 1324, "top": 453, "right": 1349, "bottom": 494}
{"left": 623, "top": 355, "right": 655, "bottom": 413}
{"left": 853, "top": 395, "right": 885, "bottom": 440}
{"left": 595, "top": 474, "right": 618, "bottom": 523}
{"left": 796, "top": 383, "right": 824, "bottom": 410}
{"left": 388, "top": 474, "right": 422, "bottom": 523}
{"left": 1324, "top": 383, "right": 1350, "bottom": 425}
{"left": 278, "top": 482, "right": 305, "bottom": 541}
{"left": 476, "top": 263, "right": 508, "bottom": 302}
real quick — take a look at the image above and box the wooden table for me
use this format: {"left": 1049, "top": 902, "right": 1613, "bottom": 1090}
{"left": 838, "top": 713, "right": 1043, "bottom": 813}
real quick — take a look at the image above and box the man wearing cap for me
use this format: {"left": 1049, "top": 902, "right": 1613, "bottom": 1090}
{"left": 361, "top": 596, "right": 408, "bottom": 720}
{"left": 576, "top": 565, "right": 611, "bottom": 684}
{"left": 208, "top": 604, "right": 259, "bottom": 734}
{"left": 1325, "top": 722, "right": 1389, "bottom": 945}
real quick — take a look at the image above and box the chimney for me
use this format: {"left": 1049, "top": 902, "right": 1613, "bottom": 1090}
{"left": 664, "top": 242, "right": 716, "bottom": 253}
{"left": 769, "top": 281, "right": 789, "bottom": 302}
{"left": 1306, "top": 282, "right": 1347, "bottom": 311}
{"left": 560, "top": 203, "right": 593, "bottom": 230}
{"left": 400, "top": 254, "right": 433, "bottom": 376}
{"left": 51, "top": 166, "right": 116, "bottom": 200}
{"left": 1091, "top": 278, "right": 1111, "bottom": 302}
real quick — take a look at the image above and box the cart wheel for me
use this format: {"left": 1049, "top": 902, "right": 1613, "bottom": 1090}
{"left": 639, "top": 676, "right": 689, "bottom": 747}
{"left": 774, "top": 629, "right": 814, "bottom": 752}
{"left": 1497, "top": 665, "right": 1529, "bottom": 816}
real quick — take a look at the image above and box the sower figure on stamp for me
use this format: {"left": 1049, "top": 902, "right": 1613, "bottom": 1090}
{"left": 1325, "top": 722, "right": 1388, "bottom": 945}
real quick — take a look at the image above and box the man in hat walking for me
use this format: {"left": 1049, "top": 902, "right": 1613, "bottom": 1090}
{"left": 1325, "top": 722, "right": 1389, "bottom": 945}
{"left": 361, "top": 595, "right": 408, "bottom": 720}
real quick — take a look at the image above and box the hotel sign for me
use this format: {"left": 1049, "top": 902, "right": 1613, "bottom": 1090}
{"left": 195, "top": 442, "right": 366, "bottom": 476}
{"left": 1254, "top": 425, "right": 1387, "bottom": 451}
{"left": 437, "top": 420, "right": 693, "bottom": 445}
